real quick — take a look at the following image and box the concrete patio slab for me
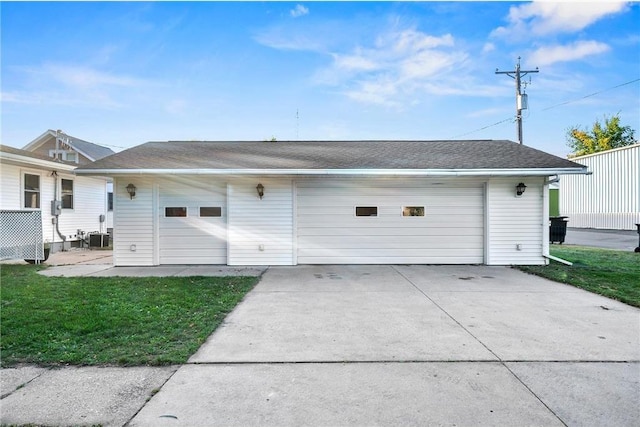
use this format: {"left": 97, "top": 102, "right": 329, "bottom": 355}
{"left": 38, "top": 265, "right": 267, "bottom": 277}
{"left": 129, "top": 362, "right": 564, "bottom": 427}
{"left": 0, "top": 366, "right": 46, "bottom": 398}
{"left": 506, "top": 362, "right": 640, "bottom": 427}
{"left": 38, "top": 264, "right": 113, "bottom": 277}
{"left": 0, "top": 366, "right": 176, "bottom": 427}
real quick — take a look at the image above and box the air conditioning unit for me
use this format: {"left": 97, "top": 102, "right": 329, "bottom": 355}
{"left": 89, "top": 233, "right": 110, "bottom": 248}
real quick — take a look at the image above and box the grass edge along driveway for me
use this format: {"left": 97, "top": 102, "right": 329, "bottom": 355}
{"left": 0, "top": 264, "right": 258, "bottom": 367}
{"left": 517, "top": 245, "right": 639, "bottom": 308}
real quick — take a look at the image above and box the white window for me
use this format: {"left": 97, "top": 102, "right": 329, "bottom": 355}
{"left": 61, "top": 179, "right": 74, "bottom": 209}
{"left": 23, "top": 173, "right": 40, "bottom": 209}
{"left": 49, "top": 149, "right": 79, "bottom": 163}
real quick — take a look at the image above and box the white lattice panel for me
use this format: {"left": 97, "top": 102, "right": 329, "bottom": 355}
{"left": 0, "top": 210, "right": 44, "bottom": 261}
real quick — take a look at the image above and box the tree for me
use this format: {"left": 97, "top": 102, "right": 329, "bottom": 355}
{"left": 566, "top": 114, "right": 636, "bottom": 157}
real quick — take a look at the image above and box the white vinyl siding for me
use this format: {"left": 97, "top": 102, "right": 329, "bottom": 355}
{"left": 296, "top": 179, "right": 484, "bottom": 264}
{"left": 227, "top": 179, "right": 294, "bottom": 265}
{"left": 487, "top": 177, "right": 545, "bottom": 265}
{"left": 158, "top": 177, "right": 226, "bottom": 265}
{"left": 0, "top": 163, "right": 21, "bottom": 209}
{"left": 56, "top": 175, "right": 107, "bottom": 239}
{"left": 560, "top": 144, "right": 639, "bottom": 230}
{"left": 113, "top": 177, "right": 156, "bottom": 266}
{"left": 0, "top": 162, "right": 108, "bottom": 246}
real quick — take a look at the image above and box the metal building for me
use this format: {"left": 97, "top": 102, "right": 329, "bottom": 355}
{"left": 559, "top": 144, "right": 639, "bottom": 230}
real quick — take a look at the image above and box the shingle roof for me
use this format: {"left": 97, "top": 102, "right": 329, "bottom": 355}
{"left": 23, "top": 130, "right": 115, "bottom": 161}
{"left": 77, "top": 140, "right": 585, "bottom": 174}
{"left": 0, "top": 144, "right": 77, "bottom": 166}
{"left": 63, "top": 134, "right": 115, "bottom": 161}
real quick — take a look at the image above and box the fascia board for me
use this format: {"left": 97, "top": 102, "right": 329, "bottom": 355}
{"left": 0, "top": 152, "right": 77, "bottom": 172}
{"left": 75, "top": 167, "right": 589, "bottom": 177}
{"left": 22, "top": 130, "right": 55, "bottom": 151}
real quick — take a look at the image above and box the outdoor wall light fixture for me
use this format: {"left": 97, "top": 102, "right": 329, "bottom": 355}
{"left": 126, "top": 183, "right": 137, "bottom": 199}
{"left": 256, "top": 183, "right": 265, "bottom": 200}
{"left": 516, "top": 182, "right": 527, "bottom": 197}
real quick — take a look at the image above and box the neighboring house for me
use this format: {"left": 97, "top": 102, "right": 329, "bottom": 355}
{"left": 75, "top": 140, "right": 587, "bottom": 267}
{"left": 23, "top": 129, "right": 116, "bottom": 234}
{"left": 0, "top": 145, "right": 110, "bottom": 253}
{"left": 559, "top": 144, "right": 639, "bottom": 230}
{"left": 23, "top": 129, "right": 115, "bottom": 165}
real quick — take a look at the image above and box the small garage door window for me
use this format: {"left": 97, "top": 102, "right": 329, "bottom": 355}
{"left": 165, "top": 207, "right": 187, "bottom": 217}
{"left": 402, "top": 206, "right": 425, "bottom": 216}
{"left": 200, "top": 207, "right": 222, "bottom": 217}
{"left": 355, "top": 206, "right": 377, "bottom": 217}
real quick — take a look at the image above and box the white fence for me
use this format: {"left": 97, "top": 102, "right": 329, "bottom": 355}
{"left": 0, "top": 210, "right": 45, "bottom": 262}
{"left": 560, "top": 144, "right": 640, "bottom": 230}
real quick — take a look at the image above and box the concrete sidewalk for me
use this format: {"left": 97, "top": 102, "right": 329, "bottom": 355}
{"left": 2, "top": 265, "right": 638, "bottom": 426}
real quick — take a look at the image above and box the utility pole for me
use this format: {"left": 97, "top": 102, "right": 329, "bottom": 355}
{"left": 495, "top": 57, "right": 538, "bottom": 145}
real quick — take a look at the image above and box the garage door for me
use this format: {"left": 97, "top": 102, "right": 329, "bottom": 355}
{"left": 297, "top": 179, "right": 484, "bottom": 264}
{"left": 159, "top": 178, "right": 226, "bottom": 264}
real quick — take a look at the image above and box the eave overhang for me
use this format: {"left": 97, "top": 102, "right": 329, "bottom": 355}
{"left": 74, "top": 167, "right": 589, "bottom": 177}
{"left": 0, "top": 152, "right": 77, "bottom": 172}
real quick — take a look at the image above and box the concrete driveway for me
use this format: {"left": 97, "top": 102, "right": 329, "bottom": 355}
{"left": 130, "top": 265, "right": 639, "bottom": 427}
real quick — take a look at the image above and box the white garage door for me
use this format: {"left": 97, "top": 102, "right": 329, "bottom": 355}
{"left": 297, "top": 179, "right": 484, "bottom": 264}
{"left": 159, "top": 178, "right": 226, "bottom": 264}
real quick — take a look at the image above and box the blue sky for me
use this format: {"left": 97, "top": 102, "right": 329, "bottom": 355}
{"left": 1, "top": 1, "right": 638, "bottom": 157}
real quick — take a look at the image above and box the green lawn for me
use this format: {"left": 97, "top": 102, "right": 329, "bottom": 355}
{"left": 518, "top": 245, "right": 640, "bottom": 308}
{"left": 0, "top": 265, "right": 258, "bottom": 367}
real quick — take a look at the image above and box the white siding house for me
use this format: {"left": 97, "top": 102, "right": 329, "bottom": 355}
{"left": 23, "top": 129, "right": 116, "bottom": 233}
{"left": 0, "top": 145, "right": 110, "bottom": 254}
{"left": 77, "top": 140, "right": 587, "bottom": 266}
{"left": 559, "top": 144, "right": 639, "bottom": 230}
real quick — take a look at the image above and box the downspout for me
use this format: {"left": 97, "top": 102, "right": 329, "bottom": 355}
{"left": 543, "top": 175, "right": 571, "bottom": 266}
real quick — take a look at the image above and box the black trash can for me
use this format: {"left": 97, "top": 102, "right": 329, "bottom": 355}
{"left": 635, "top": 223, "right": 640, "bottom": 253}
{"left": 549, "top": 216, "right": 569, "bottom": 244}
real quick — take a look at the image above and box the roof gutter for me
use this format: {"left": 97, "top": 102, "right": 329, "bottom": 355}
{"left": 75, "top": 167, "right": 589, "bottom": 177}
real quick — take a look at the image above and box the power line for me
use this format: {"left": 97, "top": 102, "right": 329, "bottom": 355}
{"left": 540, "top": 78, "right": 640, "bottom": 112}
{"left": 450, "top": 116, "right": 514, "bottom": 139}
{"left": 450, "top": 78, "right": 640, "bottom": 140}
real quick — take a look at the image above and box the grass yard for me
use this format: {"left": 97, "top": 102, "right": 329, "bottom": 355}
{"left": 518, "top": 245, "right": 640, "bottom": 308}
{"left": 0, "top": 265, "right": 258, "bottom": 367}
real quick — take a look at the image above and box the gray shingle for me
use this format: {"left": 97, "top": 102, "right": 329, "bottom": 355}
{"left": 77, "top": 140, "right": 585, "bottom": 172}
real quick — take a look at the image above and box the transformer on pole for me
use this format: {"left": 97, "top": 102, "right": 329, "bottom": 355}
{"left": 496, "top": 57, "right": 539, "bottom": 145}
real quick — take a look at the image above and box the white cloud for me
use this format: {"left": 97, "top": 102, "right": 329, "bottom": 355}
{"left": 529, "top": 40, "right": 610, "bottom": 66}
{"left": 4, "top": 63, "right": 156, "bottom": 109}
{"left": 314, "top": 28, "right": 471, "bottom": 106}
{"left": 492, "top": 1, "right": 629, "bottom": 38}
{"left": 43, "top": 64, "right": 143, "bottom": 89}
{"left": 290, "top": 4, "right": 309, "bottom": 18}
{"left": 482, "top": 42, "right": 495, "bottom": 53}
